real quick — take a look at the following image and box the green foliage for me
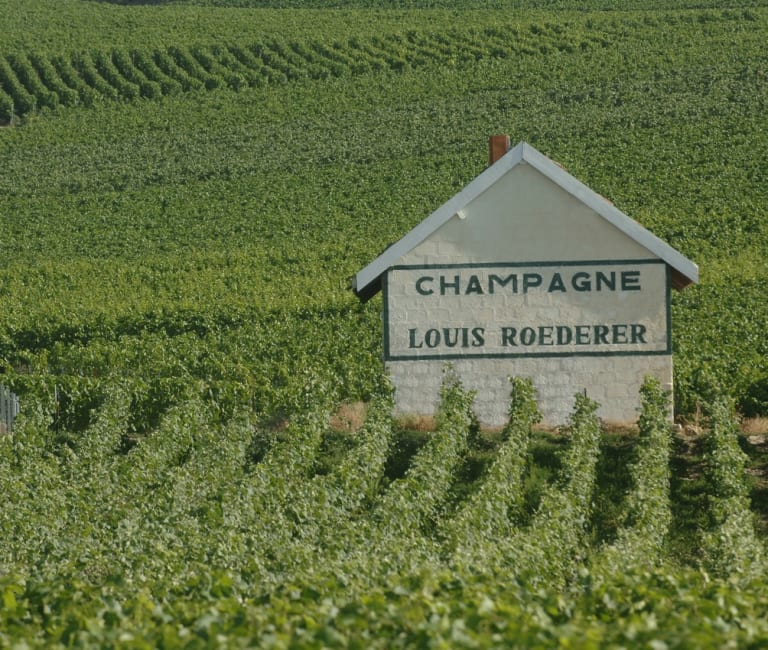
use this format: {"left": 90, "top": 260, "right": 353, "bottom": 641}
{"left": 2, "top": 377, "right": 768, "bottom": 646}
{"left": 0, "top": 57, "right": 35, "bottom": 116}
{"left": 500, "top": 392, "right": 602, "bottom": 589}
{"left": 620, "top": 378, "right": 673, "bottom": 548}
{"left": 0, "top": 87, "right": 13, "bottom": 123}
{"left": 356, "top": 366, "right": 475, "bottom": 577}
{"left": 447, "top": 376, "right": 540, "bottom": 563}
{"left": 0, "top": 22, "right": 619, "bottom": 121}
{"left": 593, "top": 375, "right": 672, "bottom": 575}
{"left": 1, "top": 2, "right": 768, "bottom": 645}
{"left": 701, "top": 397, "right": 765, "bottom": 577}
{"left": 740, "top": 376, "right": 768, "bottom": 418}
{"left": 1, "top": 8, "right": 766, "bottom": 416}
{"left": 91, "top": 0, "right": 768, "bottom": 7}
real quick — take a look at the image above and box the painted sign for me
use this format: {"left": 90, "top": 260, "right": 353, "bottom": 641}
{"left": 384, "top": 259, "right": 669, "bottom": 361}
{"left": 354, "top": 141, "right": 698, "bottom": 425}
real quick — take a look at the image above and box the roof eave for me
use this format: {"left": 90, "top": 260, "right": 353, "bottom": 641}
{"left": 353, "top": 142, "right": 527, "bottom": 297}
{"left": 353, "top": 141, "right": 699, "bottom": 298}
{"left": 521, "top": 143, "right": 699, "bottom": 288}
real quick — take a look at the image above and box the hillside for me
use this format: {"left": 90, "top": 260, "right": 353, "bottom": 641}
{"left": 1, "top": 2, "right": 767, "bottom": 646}
{"left": 1, "top": 4, "right": 767, "bottom": 416}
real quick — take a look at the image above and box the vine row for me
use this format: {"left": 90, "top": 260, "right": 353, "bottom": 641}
{"left": 591, "top": 376, "right": 673, "bottom": 576}
{"left": 0, "top": 25, "right": 609, "bottom": 123}
{"left": 700, "top": 396, "right": 765, "bottom": 577}
{"left": 447, "top": 376, "right": 541, "bottom": 566}
{"left": 499, "top": 391, "right": 602, "bottom": 589}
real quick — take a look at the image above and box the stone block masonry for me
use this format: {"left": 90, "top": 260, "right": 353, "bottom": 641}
{"left": 352, "top": 140, "right": 698, "bottom": 426}
{"left": 382, "top": 259, "right": 672, "bottom": 425}
{"left": 387, "top": 355, "right": 672, "bottom": 428}
{"left": 384, "top": 261, "right": 670, "bottom": 361}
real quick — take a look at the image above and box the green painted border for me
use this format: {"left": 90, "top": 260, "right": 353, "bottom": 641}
{"left": 383, "top": 259, "right": 672, "bottom": 361}
{"left": 665, "top": 264, "right": 672, "bottom": 354}
{"left": 391, "top": 258, "right": 664, "bottom": 271}
{"left": 386, "top": 349, "right": 671, "bottom": 361}
{"left": 382, "top": 270, "right": 391, "bottom": 360}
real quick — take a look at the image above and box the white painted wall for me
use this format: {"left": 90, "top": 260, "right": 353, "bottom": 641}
{"left": 400, "top": 163, "right": 651, "bottom": 266}
{"left": 384, "top": 161, "right": 674, "bottom": 427}
{"left": 387, "top": 355, "right": 673, "bottom": 428}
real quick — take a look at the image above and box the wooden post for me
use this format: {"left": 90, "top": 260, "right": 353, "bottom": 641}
{"left": 489, "top": 134, "right": 511, "bottom": 165}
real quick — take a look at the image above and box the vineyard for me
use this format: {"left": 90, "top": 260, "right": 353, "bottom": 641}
{"left": 1, "top": 373, "right": 767, "bottom": 646}
{"left": 0, "top": 27, "right": 619, "bottom": 124}
{"left": 2, "top": 0, "right": 768, "bottom": 646}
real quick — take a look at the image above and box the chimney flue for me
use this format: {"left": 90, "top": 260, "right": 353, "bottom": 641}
{"left": 489, "top": 134, "right": 511, "bottom": 166}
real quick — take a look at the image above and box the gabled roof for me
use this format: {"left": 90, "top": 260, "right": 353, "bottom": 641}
{"left": 352, "top": 141, "right": 698, "bottom": 301}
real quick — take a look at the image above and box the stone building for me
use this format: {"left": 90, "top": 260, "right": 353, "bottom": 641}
{"left": 352, "top": 139, "right": 698, "bottom": 426}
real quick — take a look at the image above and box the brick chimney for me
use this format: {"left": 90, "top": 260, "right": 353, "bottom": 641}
{"left": 489, "top": 134, "right": 511, "bottom": 165}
